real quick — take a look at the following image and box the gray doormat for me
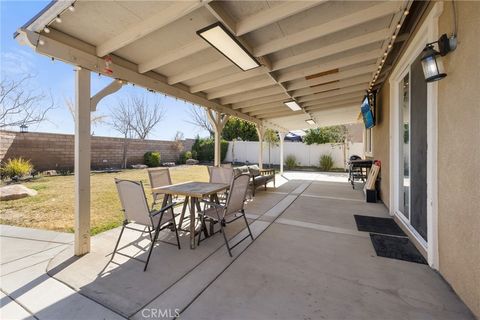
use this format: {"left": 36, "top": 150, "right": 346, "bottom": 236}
{"left": 370, "top": 233, "right": 427, "bottom": 264}
{"left": 354, "top": 215, "right": 406, "bottom": 237}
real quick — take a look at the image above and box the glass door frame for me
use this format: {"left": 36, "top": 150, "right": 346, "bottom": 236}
{"left": 388, "top": 1, "right": 443, "bottom": 268}
{"left": 397, "top": 69, "right": 412, "bottom": 224}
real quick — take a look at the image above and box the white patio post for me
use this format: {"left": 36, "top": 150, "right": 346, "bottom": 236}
{"left": 278, "top": 132, "right": 286, "bottom": 174}
{"left": 256, "top": 125, "right": 265, "bottom": 169}
{"left": 74, "top": 68, "right": 91, "bottom": 256}
{"left": 207, "top": 110, "right": 229, "bottom": 166}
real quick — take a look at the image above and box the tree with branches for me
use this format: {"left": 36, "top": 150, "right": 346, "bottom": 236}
{"left": 129, "top": 95, "right": 166, "bottom": 139}
{"left": 264, "top": 129, "right": 279, "bottom": 168}
{"left": 65, "top": 97, "right": 107, "bottom": 135}
{"left": 109, "top": 94, "right": 166, "bottom": 167}
{"left": 185, "top": 105, "right": 214, "bottom": 136}
{"left": 0, "top": 74, "right": 55, "bottom": 129}
{"left": 110, "top": 101, "right": 134, "bottom": 168}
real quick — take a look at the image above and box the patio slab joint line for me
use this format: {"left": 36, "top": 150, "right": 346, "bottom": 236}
{"left": 0, "top": 288, "right": 39, "bottom": 320}
{"left": 174, "top": 181, "right": 312, "bottom": 318}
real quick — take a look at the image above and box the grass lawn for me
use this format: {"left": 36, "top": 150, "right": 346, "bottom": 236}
{"left": 1, "top": 166, "right": 209, "bottom": 235}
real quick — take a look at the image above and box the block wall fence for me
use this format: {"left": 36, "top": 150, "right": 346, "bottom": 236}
{"left": 0, "top": 130, "right": 194, "bottom": 171}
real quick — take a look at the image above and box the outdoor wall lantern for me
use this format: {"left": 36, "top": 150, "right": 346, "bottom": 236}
{"left": 197, "top": 22, "right": 260, "bottom": 71}
{"left": 20, "top": 124, "right": 28, "bottom": 133}
{"left": 421, "top": 33, "right": 457, "bottom": 83}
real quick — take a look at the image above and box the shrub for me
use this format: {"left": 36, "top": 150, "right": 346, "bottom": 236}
{"left": 178, "top": 151, "right": 193, "bottom": 164}
{"left": 319, "top": 154, "right": 334, "bottom": 171}
{"left": 144, "top": 151, "right": 161, "bottom": 167}
{"left": 284, "top": 155, "right": 297, "bottom": 170}
{"left": 1, "top": 157, "right": 34, "bottom": 180}
{"left": 191, "top": 137, "right": 228, "bottom": 162}
{"left": 191, "top": 150, "right": 198, "bottom": 160}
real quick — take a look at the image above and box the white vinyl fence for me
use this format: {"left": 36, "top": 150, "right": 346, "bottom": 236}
{"left": 225, "top": 141, "right": 364, "bottom": 169}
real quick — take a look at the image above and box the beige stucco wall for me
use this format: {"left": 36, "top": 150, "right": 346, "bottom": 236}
{"left": 437, "top": 1, "right": 480, "bottom": 317}
{"left": 372, "top": 2, "right": 480, "bottom": 316}
{"left": 372, "top": 82, "right": 390, "bottom": 208}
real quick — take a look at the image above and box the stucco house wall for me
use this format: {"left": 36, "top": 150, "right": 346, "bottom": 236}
{"left": 372, "top": 1, "right": 479, "bottom": 316}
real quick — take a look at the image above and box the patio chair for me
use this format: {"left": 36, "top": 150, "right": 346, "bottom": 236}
{"left": 208, "top": 166, "right": 234, "bottom": 204}
{"left": 197, "top": 173, "right": 254, "bottom": 257}
{"left": 147, "top": 168, "right": 172, "bottom": 209}
{"left": 113, "top": 179, "right": 181, "bottom": 271}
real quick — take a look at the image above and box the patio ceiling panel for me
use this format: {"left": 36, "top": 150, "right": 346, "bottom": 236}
{"left": 252, "top": 1, "right": 403, "bottom": 56}
{"left": 241, "top": 101, "right": 288, "bottom": 114}
{"left": 167, "top": 60, "right": 232, "bottom": 85}
{"left": 17, "top": 0, "right": 409, "bottom": 131}
{"left": 291, "top": 74, "right": 373, "bottom": 98}
{"left": 305, "top": 99, "right": 361, "bottom": 113}
{"left": 220, "top": 86, "right": 285, "bottom": 105}
{"left": 206, "top": 75, "right": 277, "bottom": 100}
{"left": 276, "top": 49, "right": 382, "bottom": 83}
{"left": 285, "top": 64, "right": 377, "bottom": 91}
{"left": 231, "top": 93, "right": 290, "bottom": 110}
{"left": 189, "top": 67, "right": 267, "bottom": 93}
{"left": 304, "top": 94, "right": 366, "bottom": 109}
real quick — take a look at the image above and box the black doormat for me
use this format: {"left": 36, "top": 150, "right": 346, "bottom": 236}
{"left": 370, "top": 234, "right": 427, "bottom": 264}
{"left": 354, "top": 215, "right": 407, "bottom": 237}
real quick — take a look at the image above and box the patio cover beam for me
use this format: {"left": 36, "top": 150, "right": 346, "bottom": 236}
{"left": 74, "top": 68, "right": 91, "bottom": 256}
{"left": 277, "top": 49, "right": 381, "bottom": 83}
{"left": 256, "top": 125, "right": 265, "bottom": 169}
{"left": 271, "top": 28, "right": 390, "bottom": 71}
{"left": 236, "top": 1, "right": 325, "bottom": 36}
{"left": 190, "top": 67, "right": 266, "bottom": 93}
{"left": 208, "top": 5, "right": 304, "bottom": 119}
{"left": 16, "top": 30, "right": 267, "bottom": 127}
{"left": 291, "top": 75, "right": 372, "bottom": 98}
{"left": 167, "top": 60, "right": 232, "bottom": 85}
{"left": 278, "top": 132, "right": 286, "bottom": 174}
{"left": 207, "top": 110, "right": 229, "bottom": 167}
{"left": 138, "top": 40, "right": 209, "bottom": 74}
{"left": 253, "top": 1, "right": 402, "bottom": 56}
{"left": 286, "top": 64, "right": 377, "bottom": 91}
{"left": 96, "top": 2, "right": 206, "bottom": 57}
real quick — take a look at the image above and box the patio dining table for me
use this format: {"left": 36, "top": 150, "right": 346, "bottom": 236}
{"left": 153, "top": 181, "right": 229, "bottom": 249}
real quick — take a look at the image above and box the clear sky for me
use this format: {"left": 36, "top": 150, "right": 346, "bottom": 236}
{"left": 0, "top": 0, "right": 210, "bottom": 140}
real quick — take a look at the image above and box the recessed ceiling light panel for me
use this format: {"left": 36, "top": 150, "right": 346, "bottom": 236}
{"left": 284, "top": 100, "right": 302, "bottom": 111}
{"left": 197, "top": 22, "right": 260, "bottom": 71}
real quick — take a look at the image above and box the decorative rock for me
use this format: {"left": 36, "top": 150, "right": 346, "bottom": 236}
{"left": 131, "top": 164, "right": 148, "bottom": 169}
{"left": 162, "top": 162, "right": 176, "bottom": 167}
{"left": 43, "top": 170, "right": 58, "bottom": 176}
{"left": 186, "top": 159, "right": 199, "bottom": 165}
{"left": 0, "top": 185, "right": 38, "bottom": 201}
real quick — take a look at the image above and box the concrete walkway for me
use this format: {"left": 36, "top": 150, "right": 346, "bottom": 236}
{"left": 0, "top": 171, "right": 474, "bottom": 319}
{"left": 0, "top": 225, "right": 125, "bottom": 320}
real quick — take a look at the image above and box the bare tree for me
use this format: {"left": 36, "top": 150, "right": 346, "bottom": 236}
{"left": 172, "top": 131, "right": 185, "bottom": 162}
{"left": 185, "top": 105, "right": 213, "bottom": 136}
{"left": 65, "top": 97, "right": 107, "bottom": 134}
{"left": 0, "top": 74, "right": 55, "bottom": 129}
{"left": 110, "top": 100, "right": 134, "bottom": 168}
{"left": 129, "top": 95, "right": 166, "bottom": 139}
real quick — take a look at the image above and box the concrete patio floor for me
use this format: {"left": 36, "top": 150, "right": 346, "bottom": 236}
{"left": 1, "top": 171, "right": 474, "bottom": 320}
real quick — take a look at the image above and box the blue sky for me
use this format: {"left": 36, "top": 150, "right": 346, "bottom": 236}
{"left": 0, "top": 0, "right": 209, "bottom": 140}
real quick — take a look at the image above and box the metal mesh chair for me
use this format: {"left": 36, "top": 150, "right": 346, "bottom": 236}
{"left": 208, "top": 166, "right": 234, "bottom": 205}
{"left": 197, "top": 173, "right": 253, "bottom": 256}
{"left": 114, "top": 178, "right": 181, "bottom": 271}
{"left": 147, "top": 168, "right": 172, "bottom": 208}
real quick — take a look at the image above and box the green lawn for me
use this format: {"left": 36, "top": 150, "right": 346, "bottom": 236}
{"left": 0, "top": 166, "right": 209, "bottom": 235}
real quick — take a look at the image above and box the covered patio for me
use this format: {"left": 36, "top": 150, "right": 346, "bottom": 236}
{"left": 15, "top": 0, "right": 412, "bottom": 256}
{"left": 7, "top": 0, "right": 478, "bottom": 319}
{"left": 1, "top": 172, "right": 473, "bottom": 319}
